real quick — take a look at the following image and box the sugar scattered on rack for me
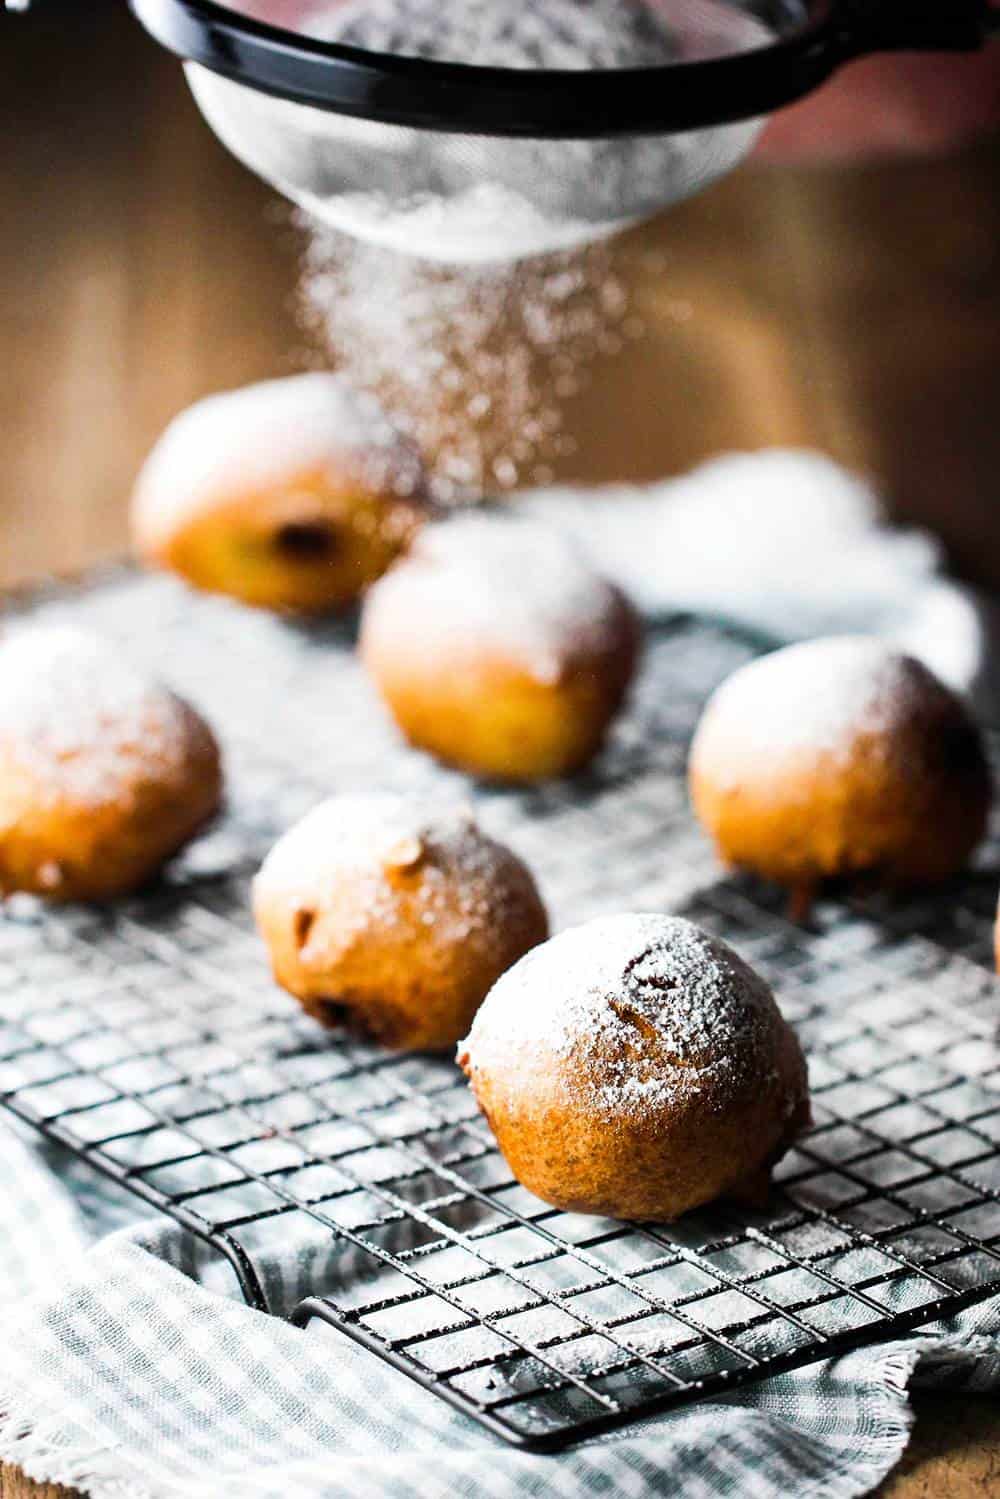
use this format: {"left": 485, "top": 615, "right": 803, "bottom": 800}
{"left": 3, "top": 577, "right": 999, "bottom": 1448}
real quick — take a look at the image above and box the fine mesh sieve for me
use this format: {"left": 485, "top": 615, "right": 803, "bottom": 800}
{"left": 181, "top": 0, "right": 782, "bottom": 260}
{"left": 183, "top": 72, "right": 767, "bottom": 263}
{"left": 77, "top": 2, "right": 1000, "bottom": 259}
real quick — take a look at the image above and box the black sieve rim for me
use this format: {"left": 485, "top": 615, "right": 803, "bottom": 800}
{"left": 127, "top": 0, "right": 991, "bottom": 140}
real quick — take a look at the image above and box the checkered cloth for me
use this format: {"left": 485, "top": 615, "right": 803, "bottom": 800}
{"left": 0, "top": 1116, "right": 997, "bottom": 1499}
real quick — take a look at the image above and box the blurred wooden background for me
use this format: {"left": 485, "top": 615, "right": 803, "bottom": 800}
{"left": 1, "top": 6, "right": 999, "bottom": 1497}
{"left": 3, "top": 2, "right": 1000, "bottom": 590}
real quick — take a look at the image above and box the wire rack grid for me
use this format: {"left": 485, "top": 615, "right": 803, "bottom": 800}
{"left": 0, "top": 568, "right": 997, "bottom": 1451}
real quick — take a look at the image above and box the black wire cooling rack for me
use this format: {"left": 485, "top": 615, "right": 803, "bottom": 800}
{"left": 0, "top": 568, "right": 998, "bottom": 1451}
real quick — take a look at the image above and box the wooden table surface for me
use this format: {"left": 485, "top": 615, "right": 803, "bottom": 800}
{"left": 2, "top": 4, "right": 999, "bottom": 1495}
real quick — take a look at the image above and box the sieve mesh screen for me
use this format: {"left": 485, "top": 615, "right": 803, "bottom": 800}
{"left": 183, "top": 1, "right": 791, "bottom": 259}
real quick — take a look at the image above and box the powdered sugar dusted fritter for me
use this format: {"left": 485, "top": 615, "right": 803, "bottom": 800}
{"left": 689, "top": 636, "right": 991, "bottom": 909}
{"left": 460, "top": 913, "right": 810, "bottom": 1221}
{"left": 360, "top": 512, "right": 641, "bottom": 781}
{"left": 0, "top": 627, "right": 222, "bottom": 901}
{"left": 253, "top": 793, "right": 548, "bottom": 1051}
{"left": 135, "top": 373, "right": 425, "bottom": 545}
{"left": 132, "top": 374, "right": 429, "bottom": 615}
{"left": 367, "top": 512, "right": 631, "bottom": 686}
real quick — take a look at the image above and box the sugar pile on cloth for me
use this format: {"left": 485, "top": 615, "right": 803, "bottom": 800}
{"left": 1, "top": 446, "right": 999, "bottom": 1499}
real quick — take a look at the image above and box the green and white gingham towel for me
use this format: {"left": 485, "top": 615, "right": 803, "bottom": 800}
{"left": 0, "top": 1116, "right": 997, "bottom": 1499}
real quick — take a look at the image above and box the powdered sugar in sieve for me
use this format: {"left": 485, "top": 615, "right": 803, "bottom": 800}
{"left": 187, "top": 0, "right": 773, "bottom": 263}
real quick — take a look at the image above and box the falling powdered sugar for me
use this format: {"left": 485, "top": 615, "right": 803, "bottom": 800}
{"left": 283, "top": 0, "right": 691, "bottom": 498}
{"left": 463, "top": 913, "right": 781, "bottom": 1120}
{"left": 200, "top": 1, "right": 771, "bottom": 492}
{"left": 299, "top": 230, "right": 642, "bottom": 501}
